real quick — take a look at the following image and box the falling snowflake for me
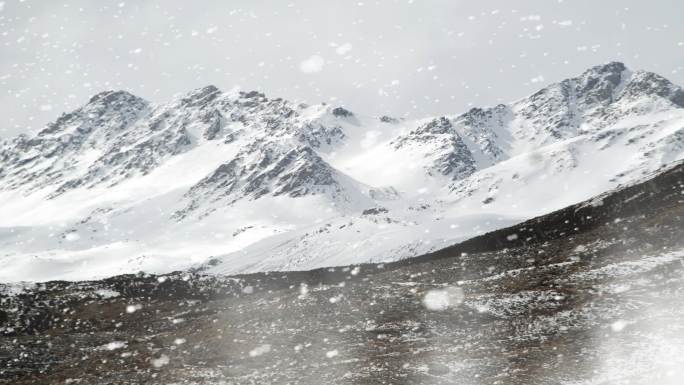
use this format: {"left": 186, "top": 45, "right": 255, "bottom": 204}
{"left": 101, "top": 341, "right": 126, "bottom": 351}
{"left": 249, "top": 344, "right": 271, "bottom": 357}
{"left": 611, "top": 320, "right": 628, "bottom": 332}
{"left": 125, "top": 304, "right": 142, "bottom": 314}
{"left": 151, "top": 354, "right": 170, "bottom": 368}
{"left": 335, "top": 43, "right": 352, "bottom": 55}
{"left": 422, "top": 286, "right": 464, "bottom": 311}
{"left": 299, "top": 55, "right": 325, "bottom": 73}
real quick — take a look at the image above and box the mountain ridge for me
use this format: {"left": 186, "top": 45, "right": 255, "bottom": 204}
{"left": 0, "top": 61, "right": 682, "bottom": 282}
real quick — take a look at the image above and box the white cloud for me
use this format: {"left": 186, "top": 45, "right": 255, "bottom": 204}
{"left": 299, "top": 55, "right": 325, "bottom": 73}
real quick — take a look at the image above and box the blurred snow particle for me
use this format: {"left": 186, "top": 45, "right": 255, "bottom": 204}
{"left": 530, "top": 75, "right": 545, "bottom": 83}
{"left": 125, "top": 304, "right": 142, "bottom": 314}
{"left": 242, "top": 285, "right": 254, "bottom": 294}
{"left": 336, "top": 43, "right": 352, "bottom": 55}
{"left": 206, "top": 26, "right": 218, "bottom": 34}
{"left": 101, "top": 341, "right": 126, "bottom": 351}
{"left": 173, "top": 338, "right": 186, "bottom": 345}
{"left": 298, "top": 283, "right": 309, "bottom": 298}
{"left": 611, "top": 320, "right": 628, "bottom": 332}
{"left": 95, "top": 289, "right": 120, "bottom": 298}
{"left": 151, "top": 354, "right": 169, "bottom": 368}
{"left": 299, "top": 55, "right": 325, "bottom": 73}
{"left": 249, "top": 344, "right": 271, "bottom": 357}
{"left": 0, "top": 2, "right": 5, "bottom": 12}
{"left": 422, "top": 286, "right": 464, "bottom": 311}
{"left": 350, "top": 266, "right": 361, "bottom": 276}
{"left": 506, "top": 233, "right": 518, "bottom": 241}
{"left": 40, "top": 104, "right": 53, "bottom": 112}
{"left": 326, "top": 349, "right": 339, "bottom": 358}
{"left": 423, "top": 286, "right": 464, "bottom": 311}
{"left": 521, "top": 15, "right": 541, "bottom": 21}
{"left": 558, "top": 20, "right": 573, "bottom": 27}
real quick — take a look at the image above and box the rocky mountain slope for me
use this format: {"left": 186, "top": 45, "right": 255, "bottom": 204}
{"left": 1, "top": 159, "right": 682, "bottom": 384}
{"left": 0, "top": 61, "right": 683, "bottom": 281}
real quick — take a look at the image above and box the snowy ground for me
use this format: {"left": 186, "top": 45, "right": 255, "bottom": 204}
{"left": 1, "top": 161, "right": 682, "bottom": 384}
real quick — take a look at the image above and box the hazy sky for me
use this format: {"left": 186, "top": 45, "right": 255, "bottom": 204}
{"left": 1, "top": 0, "right": 683, "bottom": 137}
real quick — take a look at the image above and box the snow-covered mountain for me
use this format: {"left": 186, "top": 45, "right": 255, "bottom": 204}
{"left": 1, "top": 61, "right": 683, "bottom": 282}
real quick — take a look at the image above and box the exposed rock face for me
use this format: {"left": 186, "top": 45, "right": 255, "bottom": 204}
{"left": 0, "top": 85, "right": 351, "bottom": 199}
{"left": 176, "top": 141, "right": 346, "bottom": 218}
{"left": 387, "top": 61, "right": 684, "bottom": 185}
{"left": 511, "top": 61, "right": 684, "bottom": 144}
{"left": 392, "top": 117, "right": 477, "bottom": 181}
{"left": 331, "top": 106, "right": 353, "bottom": 118}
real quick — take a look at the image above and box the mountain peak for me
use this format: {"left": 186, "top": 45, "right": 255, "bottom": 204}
{"left": 583, "top": 61, "right": 627, "bottom": 77}
{"left": 37, "top": 90, "right": 148, "bottom": 137}
{"left": 573, "top": 61, "right": 684, "bottom": 107}
{"left": 87, "top": 89, "right": 147, "bottom": 106}
{"left": 180, "top": 85, "right": 222, "bottom": 107}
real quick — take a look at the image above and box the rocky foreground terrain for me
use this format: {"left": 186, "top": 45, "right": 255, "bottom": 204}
{"left": 1, "top": 160, "right": 683, "bottom": 384}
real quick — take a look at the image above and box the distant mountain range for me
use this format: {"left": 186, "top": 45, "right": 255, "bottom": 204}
{"left": 0, "top": 61, "right": 683, "bottom": 282}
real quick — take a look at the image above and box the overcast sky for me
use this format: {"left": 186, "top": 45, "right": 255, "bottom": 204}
{"left": 1, "top": 0, "right": 683, "bottom": 137}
